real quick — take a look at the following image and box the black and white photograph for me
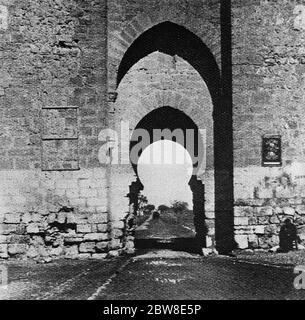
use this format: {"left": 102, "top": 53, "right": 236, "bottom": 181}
{"left": 0, "top": 0, "right": 305, "bottom": 312}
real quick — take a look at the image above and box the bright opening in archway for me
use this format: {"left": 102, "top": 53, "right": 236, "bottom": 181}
{"left": 137, "top": 140, "right": 193, "bottom": 209}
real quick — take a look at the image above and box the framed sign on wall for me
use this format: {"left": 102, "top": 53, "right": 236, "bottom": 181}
{"left": 262, "top": 135, "right": 282, "bottom": 166}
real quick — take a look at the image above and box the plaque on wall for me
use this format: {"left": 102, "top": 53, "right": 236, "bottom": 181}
{"left": 262, "top": 135, "right": 281, "bottom": 166}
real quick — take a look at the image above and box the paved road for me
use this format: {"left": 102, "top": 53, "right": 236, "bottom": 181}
{"left": 1, "top": 213, "right": 305, "bottom": 300}
{"left": 134, "top": 212, "right": 199, "bottom": 252}
{"left": 135, "top": 212, "right": 195, "bottom": 240}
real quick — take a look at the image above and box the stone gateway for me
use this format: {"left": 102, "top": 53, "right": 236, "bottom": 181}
{"left": 0, "top": 0, "right": 305, "bottom": 260}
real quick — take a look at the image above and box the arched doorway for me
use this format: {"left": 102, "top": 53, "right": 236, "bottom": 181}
{"left": 128, "top": 106, "right": 207, "bottom": 251}
{"left": 110, "top": 21, "right": 234, "bottom": 254}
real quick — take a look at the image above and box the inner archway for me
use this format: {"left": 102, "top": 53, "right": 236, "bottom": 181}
{"left": 128, "top": 106, "right": 207, "bottom": 252}
{"left": 110, "top": 20, "right": 234, "bottom": 254}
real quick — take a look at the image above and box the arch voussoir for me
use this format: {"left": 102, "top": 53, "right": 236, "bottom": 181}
{"left": 117, "top": 14, "right": 154, "bottom": 51}
{"left": 162, "top": 91, "right": 182, "bottom": 109}
{"left": 132, "top": 13, "right": 153, "bottom": 35}
{"left": 140, "top": 95, "right": 156, "bottom": 112}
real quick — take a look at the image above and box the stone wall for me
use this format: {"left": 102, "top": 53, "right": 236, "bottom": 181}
{"left": 2, "top": 0, "right": 305, "bottom": 259}
{"left": 232, "top": 0, "right": 305, "bottom": 249}
{"left": 0, "top": 0, "right": 122, "bottom": 261}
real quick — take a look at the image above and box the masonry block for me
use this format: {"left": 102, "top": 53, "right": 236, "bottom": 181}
{"left": 92, "top": 253, "right": 108, "bottom": 259}
{"left": 42, "top": 108, "right": 78, "bottom": 140}
{"left": 4, "top": 213, "right": 21, "bottom": 224}
{"left": 26, "top": 224, "right": 41, "bottom": 234}
{"left": 97, "top": 223, "right": 108, "bottom": 233}
{"left": 84, "top": 233, "right": 108, "bottom": 241}
{"left": 0, "top": 5, "right": 8, "bottom": 31}
{"left": 235, "top": 235, "right": 248, "bottom": 249}
{"left": 88, "top": 214, "right": 107, "bottom": 224}
{"left": 65, "top": 245, "right": 79, "bottom": 258}
{"left": 42, "top": 140, "right": 79, "bottom": 171}
{"left": 234, "top": 217, "right": 249, "bottom": 226}
{"left": 79, "top": 242, "right": 95, "bottom": 253}
{"left": 96, "top": 241, "right": 109, "bottom": 252}
{"left": 8, "top": 244, "right": 27, "bottom": 255}
{"left": 76, "top": 224, "right": 92, "bottom": 233}
{"left": 0, "top": 244, "right": 8, "bottom": 258}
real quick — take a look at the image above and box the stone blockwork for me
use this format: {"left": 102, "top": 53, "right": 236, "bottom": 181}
{"left": 107, "top": 0, "right": 221, "bottom": 93}
{"left": 0, "top": 0, "right": 124, "bottom": 260}
{"left": 0, "top": 168, "right": 128, "bottom": 260}
{"left": 109, "top": 51, "right": 215, "bottom": 245}
{"left": 2, "top": 0, "right": 305, "bottom": 259}
{"left": 232, "top": 0, "right": 305, "bottom": 249}
{"left": 107, "top": 0, "right": 220, "bottom": 249}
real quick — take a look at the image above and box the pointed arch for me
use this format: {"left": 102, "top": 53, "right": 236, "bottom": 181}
{"left": 111, "top": 11, "right": 235, "bottom": 254}
{"left": 116, "top": 21, "right": 221, "bottom": 110}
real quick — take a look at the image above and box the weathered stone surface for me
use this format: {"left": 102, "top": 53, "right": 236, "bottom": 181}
{"left": 8, "top": 244, "right": 27, "bottom": 255}
{"left": 125, "top": 240, "right": 135, "bottom": 254}
{"left": 26, "top": 224, "right": 40, "bottom": 234}
{"left": 22, "top": 213, "right": 32, "bottom": 224}
{"left": 248, "top": 217, "right": 257, "bottom": 225}
{"left": 257, "top": 216, "right": 270, "bottom": 225}
{"left": 234, "top": 226, "right": 253, "bottom": 235}
{"left": 253, "top": 225, "right": 265, "bottom": 235}
{"left": 97, "top": 223, "right": 108, "bottom": 233}
{"left": 0, "top": 5, "right": 8, "bottom": 31}
{"left": 84, "top": 233, "right": 108, "bottom": 242}
{"left": 92, "top": 253, "right": 108, "bottom": 259}
{"left": 235, "top": 235, "right": 248, "bottom": 249}
{"left": 0, "top": 224, "right": 17, "bottom": 235}
{"left": 88, "top": 214, "right": 107, "bottom": 224}
{"left": 296, "top": 205, "right": 305, "bottom": 215}
{"left": 4, "top": 213, "right": 21, "bottom": 224}
{"left": 42, "top": 108, "right": 78, "bottom": 140}
{"left": 27, "top": 246, "right": 39, "bottom": 258}
{"left": 257, "top": 207, "right": 273, "bottom": 216}
{"left": 234, "top": 217, "right": 249, "bottom": 226}
{"left": 78, "top": 253, "right": 91, "bottom": 259}
{"left": 109, "top": 239, "right": 122, "bottom": 250}
{"left": 264, "top": 225, "right": 278, "bottom": 236}
{"left": 248, "top": 234, "right": 259, "bottom": 249}
{"left": 111, "top": 229, "right": 123, "bottom": 238}
{"left": 65, "top": 246, "right": 79, "bottom": 258}
{"left": 108, "top": 250, "right": 120, "bottom": 257}
{"left": 96, "top": 241, "right": 108, "bottom": 252}
{"left": 47, "top": 213, "right": 57, "bottom": 224}
{"left": 270, "top": 215, "right": 280, "bottom": 224}
{"left": 64, "top": 236, "right": 84, "bottom": 244}
{"left": 111, "top": 221, "right": 125, "bottom": 229}
{"left": 42, "top": 140, "right": 79, "bottom": 171}
{"left": 79, "top": 242, "right": 95, "bottom": 253}
{"left": 77, "top": 224, "right": 92, "bottom": 234}
{"left": 57, "top": 212, "right": 67, "bottom": 224}
{"left": 283, "top": 207, "right": 295, "bottom": 216}
{"left": 8, "top": 235, "right": 30, "bottom": 244}
{"left": 274, "top": 207, "right": 283, "bottom": 215}
{"left": 258, "top": 235, "right": 279, "bottom": 249}
{"left": 0, "top": 244, "right": 8, "bottom": 258}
